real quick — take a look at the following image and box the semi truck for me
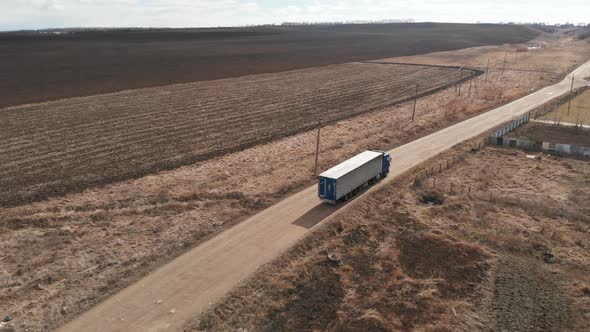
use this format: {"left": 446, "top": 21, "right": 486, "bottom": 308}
{"left": 318, "top": 150, "right": 391, "bottom": 204}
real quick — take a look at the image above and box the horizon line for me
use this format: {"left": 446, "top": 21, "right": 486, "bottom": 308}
{"left": 2, "top": 20, "right": 582, "bottom": 33}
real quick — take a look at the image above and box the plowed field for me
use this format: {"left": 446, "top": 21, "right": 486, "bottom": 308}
{"left": 0, "top": 63, "right": 472, "bottom": 207}
{"left": 0, "top": 23, "right": 539, "bottom": 108}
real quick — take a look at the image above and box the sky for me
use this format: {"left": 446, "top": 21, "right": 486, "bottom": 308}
{"left": 1, "top": 0, "right": 588, "bottom": 31}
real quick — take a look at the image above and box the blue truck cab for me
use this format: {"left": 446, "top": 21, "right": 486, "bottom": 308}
{"left": 318, "top": 150, "right": 391, "bottom": 204}
{"left": 381, "top": 151, "right": 391, "bottom": 177}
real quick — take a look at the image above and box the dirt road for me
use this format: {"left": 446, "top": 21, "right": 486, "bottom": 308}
{"left": 59, "top": 61, "right": 590, "bottom": 332}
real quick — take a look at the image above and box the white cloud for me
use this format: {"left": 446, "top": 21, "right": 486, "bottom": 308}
{"left": 20, "top": 0, "right": 64, "bottom": 10}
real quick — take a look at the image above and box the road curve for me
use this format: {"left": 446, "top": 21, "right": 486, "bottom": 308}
{"left": 59, "top": 61, "right": 590, "bottom": 332}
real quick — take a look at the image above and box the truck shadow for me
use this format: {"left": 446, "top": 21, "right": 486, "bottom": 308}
{"left": 292, "top": 177, "right": 386, "bottom": 229}
{"left": 292, "top": 200, "right": 352, "bottom": 229}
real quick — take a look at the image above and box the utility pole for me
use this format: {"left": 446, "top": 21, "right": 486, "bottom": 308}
{"left": 485, "top": 58, "right": 490, "bottom": 82}
{"left": 411, "top": 84, "right": 419, "bottom": 122}
{"left": 502, "top": 51, "right": 508, "bottom": 75}
{"left": 468, "top": 79, "right": 472, "bottom": 97}
{"left": 567, "top": 75, "right": 575, "bottom": 115}
{"left": 458, "top": 69, "right": 463, "bottom": 96}
{"left": 314, "top": 121, "right": 321, "bottom": 176}
{"left": 575, "top": 106, "right": 590, "bottom": 127}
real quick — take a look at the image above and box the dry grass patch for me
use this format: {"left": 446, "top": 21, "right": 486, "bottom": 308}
{"left": 190, "top": 142, "right": 590, "bottom": 331}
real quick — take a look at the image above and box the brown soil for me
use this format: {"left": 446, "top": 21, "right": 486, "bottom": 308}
{"left": 1, "top": 35, "right": 589, "bottom": 332}
{"left": 258, "top": 265, "right": 344, "bottom": 332}
{"left": 491, "top": 257, "right": 573, "bottom": 332}
{"left": 414, "top": 147, "right": 590, "bottom": 331}
{"left": 397, "top": 232, "right": 489, "bottom": 299}
{"left": 195, "top": 207, "right": 491, "bottom": 331}
{"left": 0, "top": 24, "right": 539, "bottom": 108}
{"left": 6, "top": 34, "right": 589, "bottom": 210}
{"left": 188, "top": 145, "right": 590, "bottom": 332}
{"left": 0, "top": 62, "right": 470, "bottom": 208}
{"left": 507, "top": 121, "right": 590, "bottom": 146}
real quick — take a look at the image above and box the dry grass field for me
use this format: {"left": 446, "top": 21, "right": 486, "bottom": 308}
{"left": 0, "top": 63, "right": 470, "bottom": 208}
{"left": 388, "top": 31, "right": 590, "bottom": 79}
{"left": 1, "top": 35, "right": 588, "bottom": 331}
{"left": 1, "top": 33, "right": 588, "bottom": 331}
{"left": 539, "top": 90, "right": 590, "bottom": 125}
{"left": 190, "top": 145, "right": 590, "bottom": 331}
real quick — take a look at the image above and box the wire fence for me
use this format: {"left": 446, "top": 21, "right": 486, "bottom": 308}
{"left": 412, "top": 144, "right": 492, "bottom": 197}
{"left": 531, "top": 86, "right": 589, "bottom": 120}
{"left": 412, "top": 138, "right": 487, "bottom": 189}
{"left": 490, "top": 113, "right": 530, "bottom": 138}
{"left": 413, "top": 159, "right": 589, "bottom": 224}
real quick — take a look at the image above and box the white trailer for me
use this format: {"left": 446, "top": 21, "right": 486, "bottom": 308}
{"left": 318, "top": 150, "right": 391, "bottom": 204}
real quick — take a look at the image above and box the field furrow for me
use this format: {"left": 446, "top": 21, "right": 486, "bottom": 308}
{"left": 0, "top": 63, "right": 474, "bottom": 207}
